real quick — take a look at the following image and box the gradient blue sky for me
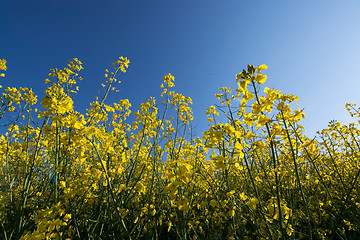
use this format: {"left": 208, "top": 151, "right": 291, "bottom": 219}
{"left": 1, "top": 0, "right": 360, "bottom": 137}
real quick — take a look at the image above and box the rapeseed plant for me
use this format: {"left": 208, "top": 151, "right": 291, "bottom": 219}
{"left": 0, "top": 57, "right": 359, "bottom": 239}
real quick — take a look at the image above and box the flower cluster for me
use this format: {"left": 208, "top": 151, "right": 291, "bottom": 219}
{"left": 0, "top": 58, "right": 359, "bottom": 239}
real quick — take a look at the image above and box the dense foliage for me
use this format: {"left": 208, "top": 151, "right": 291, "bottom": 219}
{"left": 0, "top": 57, "right": 359, "bottom": 239}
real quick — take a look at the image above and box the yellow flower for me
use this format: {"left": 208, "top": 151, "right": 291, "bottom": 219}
{"left": 0, "top": 59, "right": 7, "bottom": 71}
{"left": 59, "top": 181, "right": 66, "bottom": 188}
{"left": 247, "top": 197, "right": 259, "bottom": 210}
{"left": 254, "top": 74, "right": 267, "bottom": 84}
{"left": 257, "top": 64, "right": 268, "bottom": 70}
{"left": 63, "top": 214, "right": 71, "bottom": 222}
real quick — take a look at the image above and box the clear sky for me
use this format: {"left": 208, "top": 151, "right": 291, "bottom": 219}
{"left": 1, "top": 0, "right": 360, "bottom": 138}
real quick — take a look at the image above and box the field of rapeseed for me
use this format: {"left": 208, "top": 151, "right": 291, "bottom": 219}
{"left": 0, "top": 57, "right": 359, "bottom": 239}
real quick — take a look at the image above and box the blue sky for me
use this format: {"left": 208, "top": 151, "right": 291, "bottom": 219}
{"left": 1, "top": 0, "right": 360, "bottom": 138}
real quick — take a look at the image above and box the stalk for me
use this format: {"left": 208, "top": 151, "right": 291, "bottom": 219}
{"left": 281, "top": 112, "right": 312, "bottom": 239}
{"left": 250, "top": 78, "right": 286, "bottom": 239}
{"left": 89, "top": 137, "right": 132, "bottom": 240}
